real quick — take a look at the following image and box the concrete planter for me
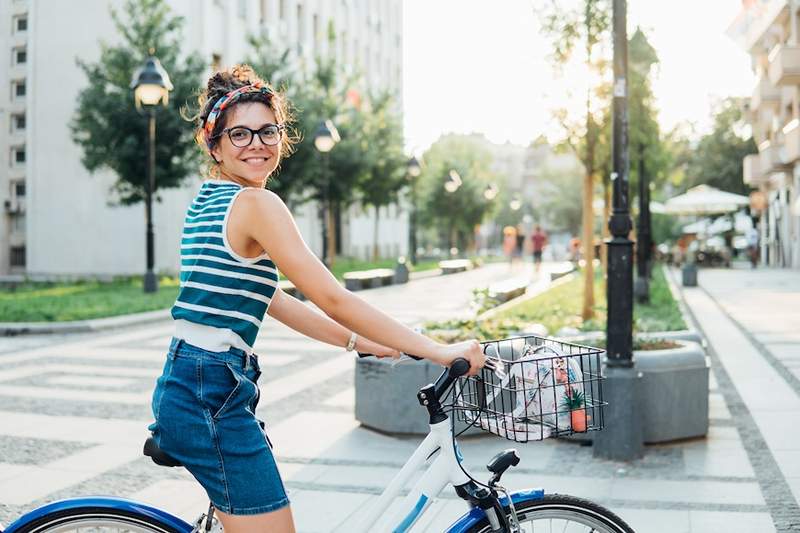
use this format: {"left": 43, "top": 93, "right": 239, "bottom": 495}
{"left": 355, "top": 356, "right": 482, "bottom": 435}
{"left": 634, "top": 339, "right": 709, "bottom": 443}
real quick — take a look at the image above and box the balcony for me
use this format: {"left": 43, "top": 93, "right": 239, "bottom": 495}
{"left": 744, "top": 154, "right": 767, "bottom": 186}
{"left": 783, "top": 119, "right": 800, "bottom": 163}
{"left": 760, "top": 139, "right": 790, "bottom": 174}
{"left": 751, "top": 76, "right": 781, "bottom": 112}
{"left": 768, "top": 44, "right": 800, "bottom": 85}
{"left": 3, "top": 197, "right": 25, "bottom": 215}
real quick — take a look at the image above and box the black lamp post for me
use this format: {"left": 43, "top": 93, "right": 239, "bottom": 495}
{"left": 594, "top": 0, "right": 644, "bottom": 461}
{"left": 314, "top": 119, "right": 340, "bottom": 268}
{"left": 131, "top": 54, "right": 172, "bottom": 293}
{"left": 406, "top": 156, "right": 421, "bottom": 265}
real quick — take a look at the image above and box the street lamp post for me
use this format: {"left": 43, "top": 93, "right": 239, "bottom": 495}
{"left": 594, "top": 0, "right": 644, "bottom": 461}
{"left": 407, "top": 156, "right": 421, "bottom": 265}
{"left": 314, "top": 120, "right": 340, "bottom": 268}
{"left": 131, "top": 54, "right": 173, "bottom": 294}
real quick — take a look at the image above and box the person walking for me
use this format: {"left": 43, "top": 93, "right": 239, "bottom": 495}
{"left": 503, "top": 225, "right": 517, "bottom": 267}
{"left": 531, "top": 225, "right": 548, "bottom": 273}
{"left": 146, "top": 65, "right": 485, "bottom": 533}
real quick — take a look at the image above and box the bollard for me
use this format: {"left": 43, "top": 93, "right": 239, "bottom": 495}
{"left": 681, "top": 263, "right": 697, "bottom": 287}
{"left": 394, "top": 256, "right": 409, "bottom": 284}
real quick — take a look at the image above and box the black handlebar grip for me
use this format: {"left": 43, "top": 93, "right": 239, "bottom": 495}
{"left": 448, "top": 358, "right": 471, "bottom": 378}
{"left": 357, "top": 352, "right": 374, "bottom": 358}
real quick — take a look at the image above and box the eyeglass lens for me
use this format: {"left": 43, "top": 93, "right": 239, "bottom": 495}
{"left": 228, "top": 125, "right": 281, "bottom": 147}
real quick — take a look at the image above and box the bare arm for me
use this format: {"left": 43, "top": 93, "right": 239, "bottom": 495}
{"left": 267, "top": 288, "right": 399, "bottom": 357}
{"left": 234, "top": 189, "right": 483, "bottom": 371}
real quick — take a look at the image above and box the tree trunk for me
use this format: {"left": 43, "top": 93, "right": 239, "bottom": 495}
{"left": 581, "top": 169, "right": 595, "bottom": 320}
{"left": 601, "top": 178, "right": 610, "bottom": 276}
{"left": 372, "top": 205, "right": 380, "bottom": 262}
{"left": 326, "top": 199, "right": 337, "bottom": 268}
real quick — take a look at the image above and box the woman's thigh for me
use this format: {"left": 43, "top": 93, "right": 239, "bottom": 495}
{"left": 216, "top": 505, "right": 296, "bottom": 533}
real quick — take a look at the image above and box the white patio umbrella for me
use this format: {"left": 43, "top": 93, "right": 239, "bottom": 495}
{"left": 663, "top": 185, "right": 750, "bottom": 215}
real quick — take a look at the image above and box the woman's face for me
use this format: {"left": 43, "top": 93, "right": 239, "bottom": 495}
{"left": 211, "top": 102, "right": 281, "bottom": 187}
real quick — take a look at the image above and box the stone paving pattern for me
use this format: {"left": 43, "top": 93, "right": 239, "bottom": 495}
{"left": 0, "top": 262, "right": 797, "bottom": 532}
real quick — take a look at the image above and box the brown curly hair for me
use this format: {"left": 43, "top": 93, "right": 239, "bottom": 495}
{"left": 190, "top": 64, "right": 296, "bottom": 173}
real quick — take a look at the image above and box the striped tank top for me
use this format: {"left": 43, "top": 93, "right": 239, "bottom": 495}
{"left": 172, "top": 179, "right": 278, "bottom": 354}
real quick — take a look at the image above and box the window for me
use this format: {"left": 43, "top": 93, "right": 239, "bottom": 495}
{"left": 297, "top": 4, "right": 305, "bottom": 44}
{"left": 211, "top": 53, "right": 222, "bottom": 72}
{"left": 237, "top": 0, "right": 246, "bottom": 18}
{"left": 11, "top": 213, "right": 25, "bottom": 232}
{"left": 14, "top": 16, "right": 27, "bottom": 32}
{"left": 279, "top": 0, "right": 286, "bottom": 19}
{"left": 10, "top": 246, "right": 25, "bottom": 267}
{"left": 14, "top": 181, "right": 25, "bottom": 197}
{"left": 14, "top": 48, "right": 26, "bottom": 65}
{"left": 259, "top": 0, "right": 267, "bottom": 22}
{"left": 12, "top": 147, "right": 25, "bottom": 164}
{"left": 13, "top": 80, "right": 26, "bottom": 97}
{"left": 12, "top": 114, "right": 25, "bottom": 132}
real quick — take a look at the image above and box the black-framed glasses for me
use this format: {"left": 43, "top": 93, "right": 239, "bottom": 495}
{"left": 219, "top": 124, "right": 285, "bottom": 147}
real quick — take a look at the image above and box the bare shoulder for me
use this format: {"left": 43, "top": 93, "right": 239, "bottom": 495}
{"left": 236, "top": 188, "right": 291, "bottom": 220}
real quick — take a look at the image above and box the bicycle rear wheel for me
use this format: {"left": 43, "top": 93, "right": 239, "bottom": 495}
{"left": 467, "top": 494, "right": 634, "bottom": 533}
{"left": 13, "top": 506, "right": 182, "bottom": 533}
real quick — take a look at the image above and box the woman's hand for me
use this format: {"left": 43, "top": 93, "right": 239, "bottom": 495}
{"left": 431, "top": 340, "right": 486, "bottom": 376}
{"left": 356, "top": 337, "right": 401, "bottom": 359}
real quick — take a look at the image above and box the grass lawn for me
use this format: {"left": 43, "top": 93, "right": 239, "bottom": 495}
{"left": 0, "top": 277, "right": 181, "bottom": 322}
{"left": 0, "top": 257, "right": 444, "bottom": 323}
{"left": 426, "top": 264, "right": 686, "bottom": 343}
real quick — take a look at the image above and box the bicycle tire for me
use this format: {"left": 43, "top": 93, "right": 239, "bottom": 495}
{"left": 466, "top": 493, "right": 634, "bottom": 533}
{"left": 12, "top": 506, "right": 183, "bottom": 533}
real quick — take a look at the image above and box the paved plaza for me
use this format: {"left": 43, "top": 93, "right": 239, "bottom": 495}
{"left": 0, "top": 262, "right": 799, "bottom": 532}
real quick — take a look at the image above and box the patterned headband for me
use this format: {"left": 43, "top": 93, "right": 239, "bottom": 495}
{"left": 203, "top": 83, "right": 273, "bottom": 149}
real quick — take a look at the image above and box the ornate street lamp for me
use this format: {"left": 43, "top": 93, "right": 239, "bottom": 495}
{"left": 131, "top": 54, "right": 173, "bottom": 293}
{"left": 444, "top": 169, "right": 462, "bottom": 193}
{"left": 483, "top": 183, "right": 499, "bottom": 201}
{"left": 314, "top": 120, "right": 340, "bottom": 268}
{"left": 407, "top": 156, "right": 422, "bottom": 264}
{"left": 509, "top": 196, "right": 523, "bottom": 211}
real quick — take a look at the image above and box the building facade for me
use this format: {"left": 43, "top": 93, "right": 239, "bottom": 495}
{"left": 0, "top": 0, "right": 405, "bottom": 278}
{"left": 729, "top": 0, "right": 800, "bottom": 268}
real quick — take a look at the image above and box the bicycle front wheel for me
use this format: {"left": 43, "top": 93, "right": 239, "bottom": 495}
{"left": 13, "top": 506, "right": 182, "bottom": 533}
{"left": 467, "top": 494, "right": 634, "bottom": 533}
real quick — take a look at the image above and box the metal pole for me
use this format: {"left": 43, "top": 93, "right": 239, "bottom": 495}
{"left": 321, "top": 154, "right": 329, "bottom": 268}
{"left": 409, "top": 178, "right": 418, "bottom": 265}
{"left": 144, "top": 109, "right": 158, "bottom": 293}
{"left": 606, "top": 0, "right": 633, "bottom": 368}
{"left": 594, "top": 0, "right": 643, "bottom": 461}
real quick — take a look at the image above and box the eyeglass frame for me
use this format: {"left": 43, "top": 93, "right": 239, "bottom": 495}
{"left": 214, "top": 123, "right": 286, "bottom": 147}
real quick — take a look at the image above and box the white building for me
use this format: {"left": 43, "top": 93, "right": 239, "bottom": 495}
{"left": 728, "top": 0, "right": 800, "bottom": 268}
{"left": 0, "top": 0, "right": 404, "bottom": 278}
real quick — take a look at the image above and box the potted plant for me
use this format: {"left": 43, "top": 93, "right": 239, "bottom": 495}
{"left": 562, "top": 387, "right": 587, "bottom": 433}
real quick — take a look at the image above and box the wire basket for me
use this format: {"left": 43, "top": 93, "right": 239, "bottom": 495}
{"left": 453, "top": 335, "right": 606, "bottom": 443}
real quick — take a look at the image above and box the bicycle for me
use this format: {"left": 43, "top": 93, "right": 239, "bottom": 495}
{"left": 1, "top": 334, "right": 634, "bottom": 533}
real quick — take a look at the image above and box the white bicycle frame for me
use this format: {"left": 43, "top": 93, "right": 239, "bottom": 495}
{"left": 350, "top": 418, "right": 472, "bottom": 533}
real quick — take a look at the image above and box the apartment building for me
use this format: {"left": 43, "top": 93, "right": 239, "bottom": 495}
{"left": 0, "top": 0, "right": 404, "bottom": 277}
{"left": 729, "top": 0, "right": 800, "bottom": 268}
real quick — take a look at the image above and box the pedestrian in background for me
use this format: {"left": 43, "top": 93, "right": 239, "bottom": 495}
{"left": 503, "top": 226, "right": 517, "bottom": 267}
{"left": 531, "top": 225, "right": 548, "bottom": 273}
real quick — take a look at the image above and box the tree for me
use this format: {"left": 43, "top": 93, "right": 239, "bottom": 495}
{"left": 417, "top": 135, "right": 500, "bottom": 252}
{"left": 538, "top": 0, "right": 610, "bottom": 320}
{"left": 685, "top": 98, "right": 757, "bottom": 195}
{"left": 70, "top": 0, "right": 204, "bottom": 205}
{"left": 357, "top": 92, "right": 408, "bottom": 261}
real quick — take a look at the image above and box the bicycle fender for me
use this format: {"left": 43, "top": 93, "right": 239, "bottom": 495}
{"left": 444, "top": 488, "right": 545, "bottom": 533}
{"left": 3, "top": 496, "right": 193, "bottom": 533}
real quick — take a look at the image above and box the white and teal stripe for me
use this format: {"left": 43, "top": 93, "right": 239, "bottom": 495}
{"left": 171, "top": 180, "right": 278, "bottom": 352}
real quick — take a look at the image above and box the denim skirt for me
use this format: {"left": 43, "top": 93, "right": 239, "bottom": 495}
{"left": 148, "top": 338, "right": 289, "bottom": 515}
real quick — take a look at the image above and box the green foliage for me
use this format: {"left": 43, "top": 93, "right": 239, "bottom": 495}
{"left": 70, "top": 0, "right": 205, "bottom": 205}
{"left": 0, "top": 277, "right": 180, "bottom": 322}
{"left": 426, "top": 266, "right": 685, "bottom": 342}
{"left": 562, "top": 388, "right": 585, "bottom": 410}
{"left": 417, "top": 135, "right": 501, "bottom": 250}
{"left": 684, "top": 98, "right": 758, "bottom": 195}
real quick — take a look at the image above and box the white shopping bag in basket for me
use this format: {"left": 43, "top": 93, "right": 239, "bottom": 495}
{"left": 461, "top": 343, "right": 584, "bottom": 442}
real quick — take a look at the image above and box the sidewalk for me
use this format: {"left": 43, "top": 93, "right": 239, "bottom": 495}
{"left": 1, "top": 263, "right": 798, "bottom": 532}
{"left": 672, "top": 265, "right": 800, "bottom": 532}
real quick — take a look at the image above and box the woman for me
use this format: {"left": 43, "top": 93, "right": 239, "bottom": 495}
{"left": 147, "top": 64, "right": 485, "bottom": 532}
